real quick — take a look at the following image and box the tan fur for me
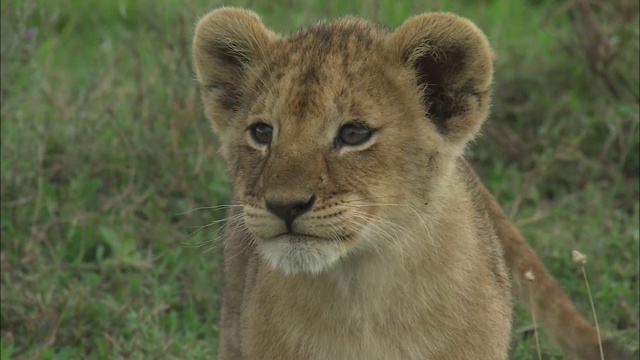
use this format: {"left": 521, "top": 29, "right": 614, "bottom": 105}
{"left": 193, "top": 8, "right": 630, "bottom": 360}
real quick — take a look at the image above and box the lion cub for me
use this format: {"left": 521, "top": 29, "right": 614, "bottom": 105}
{"left": 194, "top": 8, "right": 512, "bottom": 359}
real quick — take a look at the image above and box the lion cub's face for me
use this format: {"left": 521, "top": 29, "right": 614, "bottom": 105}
{"left": 235, "top": 30, "right": 438, "bottom": 275}
{"left": 194, "top": 9, "right": 494, "bottom": 275}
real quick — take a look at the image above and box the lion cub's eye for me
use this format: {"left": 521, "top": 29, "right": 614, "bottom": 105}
{"left": 337, "top": 122, "right": 373, "bottom": 147}
{"left": 249, "top": 123, "right": 273, "bottom": 145}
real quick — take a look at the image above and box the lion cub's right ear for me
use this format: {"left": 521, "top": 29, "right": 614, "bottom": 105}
{"left": 389, "top": 13, "right": 495, "bottom": 149}
{"left": 193, "top": 7, "right": 277, "bottom": 133}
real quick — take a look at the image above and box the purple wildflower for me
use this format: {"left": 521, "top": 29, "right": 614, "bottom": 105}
{"left": 24, "top": 28, "right": 36, "bottom": 39}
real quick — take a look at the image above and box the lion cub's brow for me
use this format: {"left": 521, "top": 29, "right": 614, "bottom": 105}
{"left": 250, "top": 22, "right": 392, "bottom": 130}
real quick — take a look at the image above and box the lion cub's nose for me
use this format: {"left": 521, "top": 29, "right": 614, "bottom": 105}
{"left": 265, "top": 195, "right": 316, "bottom": 230}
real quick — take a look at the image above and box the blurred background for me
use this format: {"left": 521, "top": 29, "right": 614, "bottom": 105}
{"left": 1, "top": 0, "right": 638, "bottom": 358}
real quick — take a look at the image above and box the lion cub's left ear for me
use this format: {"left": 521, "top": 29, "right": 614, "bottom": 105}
{"left": 193, "top": 7, "right": 277, "bottom": 134}
{"left": 389, "top": 13, "right": 495, "bottom": 147}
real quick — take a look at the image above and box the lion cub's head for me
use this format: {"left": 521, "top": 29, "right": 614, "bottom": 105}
{"left": 193, "top": 8, "right": 494, "bottom": 275}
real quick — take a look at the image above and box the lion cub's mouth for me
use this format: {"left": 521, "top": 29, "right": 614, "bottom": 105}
{"left": 273, "top": 232, "right": 324, "bottom": 240}
{"left": 271, "top": 232, "right": 353, "bottom": 242}
{"left": 243, "top": 204, "right": 366, "bottom": 275}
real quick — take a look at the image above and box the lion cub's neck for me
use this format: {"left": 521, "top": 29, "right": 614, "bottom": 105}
{"left": 243, "top": 172, "right": 508, "bottom": 359}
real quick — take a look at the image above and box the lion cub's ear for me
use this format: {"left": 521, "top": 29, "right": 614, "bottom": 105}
{"left": 193, "top": 7, "right": 277, "bottom": 133}
{"left": 389, "top": 13, "right": 495, "bottom": 147}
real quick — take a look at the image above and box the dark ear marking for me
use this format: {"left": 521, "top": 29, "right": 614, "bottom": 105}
{"left": 205, "top": 81, "right": 244, "bottom": 112}
{"left": 390, "top": 13, "right": 494, "bottom": 146}
{"left": 213, "top": 41, "right": 251, "bottom": 70}
{"left": 192, "top": 7, "right": 277, "bottom": 133}
{"left": 411, "top": 45, "right": 466, "bottom": 132}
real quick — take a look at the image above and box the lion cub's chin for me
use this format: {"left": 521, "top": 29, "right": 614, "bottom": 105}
{"left": 258, "top": 235, "right": 349, "bottom": 276}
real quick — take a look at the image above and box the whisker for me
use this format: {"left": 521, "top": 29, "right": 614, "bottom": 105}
{"left": 175, "top": 204, "right": 245, "bottom": 216}
{"left": 341, "top": 195, "right": 401, "bottom": 204}
{"left": 183, "top": 213, "right": 245, "bottom": 248}
{"left": 349, "top": 211, "right": 408, "bottom": 261}
{"left": 339, "top": 203, "right": 412, "bottom": 210}
{"left": 222, "top": 228, "right": 256, "bottom": 260}
{"left": 185, "top": 213, "right": 244, "bottom": 237}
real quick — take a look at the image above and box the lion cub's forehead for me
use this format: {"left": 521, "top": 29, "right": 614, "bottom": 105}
{"left": 248, "top": 19, "right": 394, "bottom": 127}
{"left": 282, "top": 18, "right": 388, "bottom": 53}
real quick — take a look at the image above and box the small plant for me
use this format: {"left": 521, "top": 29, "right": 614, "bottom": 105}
{"left": 525, "top": 269, "right": 543, "bottom": 360}
{"left": 572, "top": 250, "right": 605, "bottom": 360}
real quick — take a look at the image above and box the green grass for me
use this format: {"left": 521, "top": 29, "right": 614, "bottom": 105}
{"left": 1, "top": 0, "right": 638, "bottom": 359}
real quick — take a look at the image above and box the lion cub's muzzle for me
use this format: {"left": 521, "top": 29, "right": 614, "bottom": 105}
{"left": 243, "top": 192, "right": 367, "bottom": 275}
{"left": 265, "top": 194, "right": 316, "bottom": 232}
